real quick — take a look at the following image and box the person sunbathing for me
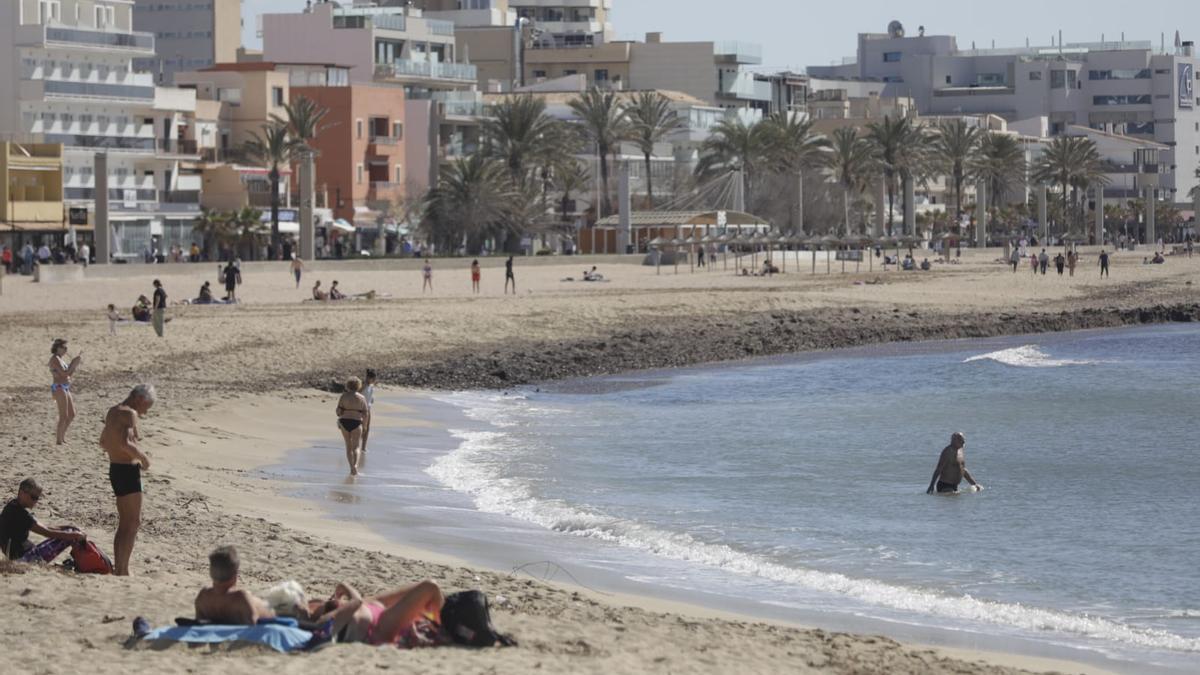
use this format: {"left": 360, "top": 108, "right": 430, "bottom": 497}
{"left": 312, "top": 281, "right": 329, "bottom": 301}
{"left": 329, "top": 281, "right": 347, "bottom": 301}
{"left": 311, "top": 580, "right": 445, "bottom": 648}
{"left": 131, "top": 296, "right": 152, "bottom": 322}
{"left": 195, "top": 281, "right": 215, "bottom": 305}
{"left": 194, "top": 545, "right": 275, "bottom": 625}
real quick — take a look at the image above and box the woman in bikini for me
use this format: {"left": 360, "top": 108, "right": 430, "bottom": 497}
{"left": 422, "top": 259, "right": 433, "bottom": 294}
{"left": 470, "top": 259, "right": 481, "bottom": 294}
{"left": 48, "top": 339, "right": 81, "bottom": 445}
{"left": 313, "top": 580, "right": 445, "bottom": 648}
{"left": 336, "top": 377, "right": 369, "bottom": 476}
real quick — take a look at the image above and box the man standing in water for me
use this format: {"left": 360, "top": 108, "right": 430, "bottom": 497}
{"left": 926, "top": 432, "right": 982, "bottom": 494}
{"left": 99, "top": 384, "right": 155, "bottom": 575}
{"left": 504, "top": 255, "right": 516, "bottom": 295}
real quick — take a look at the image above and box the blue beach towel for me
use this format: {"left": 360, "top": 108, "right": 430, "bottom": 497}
{"left": 143, "top": 619, "right": 313, "bottom": 653}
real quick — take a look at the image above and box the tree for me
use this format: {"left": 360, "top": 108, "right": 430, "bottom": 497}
{"left": 866, "top": 114, "right": 926, "bottom": 235}
{"left": 277, "top": 96, "right": 331, "bottom": 151}
{"left": 695, "top": 116, "right": 771, "bottom": 208}
{"left": 970, "top": 132, "right": 1027, "bottom": 209}
{"left": 192, "top": 207, "right": 230, "bottom": 261}
{"left": 568, "top": 87, "right": 631, "bottom": 217}
{"left": 624, "top": 91, "right": 685, "bottom": 208}
{"left": 229, "top": 206, "right": 264, "bottom": 259}
{"left": 242, "top": 121, "right": 303, "bottom": 257}
{"left": 762, "top": 113, "right": 828, "bottom": 233}
{"left": 1032, "top": 136, "right": 1106, "bottom": 235}
{"left": 553, "top": 160, "right": 590, "bottom": 223}
{"left": 424, "top": 155, "right": 514, "bottom": 254}
{"left": 824, "top": 127, "right": 877, "bottom": 236}
{"left": 930, "top": 119, "right": 982, "bottom": 227}
{"left": 483, "top": 94, "right": 564, "bottom": 187}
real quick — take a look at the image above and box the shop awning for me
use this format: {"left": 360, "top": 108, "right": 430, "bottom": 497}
{"left": 330, "top": 219, "right": 355, "bottom": 233}
{"left": 1, "top": 221, "right": 84, "bottom": 232}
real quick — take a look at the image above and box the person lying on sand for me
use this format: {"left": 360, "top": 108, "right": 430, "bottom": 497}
{"left": 313, "top": 281, "right": 329, "bottom": 301}
{"left": 926, "top": 432, "right": 982, "bottom": 495}
{"left": 329, "top": 280, "right": 377, "bottom": 301}
{"left": 195, "top": 545, "right": 276, "bottom": 625}
{"left": 311, "top": 580, "right": 445, "bottom": 647}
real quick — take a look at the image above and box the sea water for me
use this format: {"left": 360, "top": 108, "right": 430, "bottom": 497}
{"left": 277, "top": 325, "right": 1200, "bottom": 672}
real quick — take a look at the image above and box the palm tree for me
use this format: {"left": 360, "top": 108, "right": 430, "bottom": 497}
{"left": 567, "top": 87, "right": 631, "bottom": 217}
{"left": 824, "top": 127, "right": 877, "bottom": 236}
{"left": 930, "top": 119, "right": 982, "bottom": 227}
{"left": 425, "top": 155, "right": 514, "bottom": 254}
{"left": 277, "top": 96, "right": 331, "bottom": 150}
{"left": 623, "top": 91, "right": 685, "bottom": 208}
{"left": 483, "top": 94, "right": 564, "bottom": 187}
{"left": 866, "top": 114, "right": 926, "bottom": 235}
{"left": 762, "top": 113, "right": 828, "bottom": 233}
{"left": 1032, "top": 136, "right": 1106, "bottom": 235}
{"left": 192, "top": 207, "right": 228, "bottom": 261}
{"left": 970, "top": 132, "right": 1027, "bottom": 209}
{"left": 695, "top": 116, "right": 771, "bottom": 208}
{"left": 553, "top": 160, "right": 590, "bottom": 223}
{"left": 242, "top": 121, "right": 303, "bottom": 256}
{"left": 228, "top": 206, "right": 264, "bottom": 259}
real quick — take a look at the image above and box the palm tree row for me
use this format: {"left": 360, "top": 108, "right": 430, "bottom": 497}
{"left": 192, "top": 206, "right": 266, "bottom": 259}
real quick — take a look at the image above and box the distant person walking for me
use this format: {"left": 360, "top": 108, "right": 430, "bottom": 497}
{"left": 222, "top": 261, "right": 241, "bottom": 302}
{"left": 1067, "top": 250, "right": 1077, "bottom": 277}
{"left": 1038, "top": 249, "right": 1049, "bottom": 275}
{"left": 504, "top": 255, "right": 516, "bottom": 295}
{"left": 79, "top": 242, "right": 90, "bottom": 268}
{"left": 48, "top": 339, "right": 81, "bottom": 445}
{"left": 1054, "top": 252, "right": 1066, "bottom": 275}
{"left": 470, "top": 259, "right": 481, "bottom": 294}
{"left": 926, "top": 432, "right": 982, "bottom": 495}
{"left": 698, "top": 246, "right": 706, "bottom": 267}
{"left": 1099, "top": 249, "right": 1110, "bottom": 278}
{"left": 422, "top": 259, "right": 433, "bottom": 294}
{"left": 1030, "top": 252, "right": 1038, "bottom": 275}
{"left": 1009, "top": 247, "right": 1020, "bottom": 272}
{"left": 100, "top": 384, "right": 156, "bottom": 576}
{"left": 361, "top": 368, "right": 377, "bottom": 454}
{"left": 151, "top": 279, "right": 167, "bottom": 337}
{"left": 290, "top": 255, "right": 305, "bottom": 288}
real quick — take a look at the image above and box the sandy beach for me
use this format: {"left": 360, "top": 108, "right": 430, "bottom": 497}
{"left": 2, "top": 247, "right": 1194, "bottom": 674}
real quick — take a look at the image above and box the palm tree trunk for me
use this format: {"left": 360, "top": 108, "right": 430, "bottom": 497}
{"left": 954, "top": 170, "right": 964, "bottom": 229}
{"left": 644, "top": 151, "right": 654, "bottom": 209}
{"left": 886, "top": 173, "right": 896, "bottom": 236}
{"left": 843, "top": 185, "right": 851, "bottom": 236}
{"left": 269, "top": 166, "right": 281, "bottom": 259}
{"left": 599, "top": 145, "right": 611, "bottom": 217}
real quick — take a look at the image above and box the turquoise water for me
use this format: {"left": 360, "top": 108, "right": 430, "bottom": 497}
{"left": 424, "top": 325, "right": 1200, "bottom": 670}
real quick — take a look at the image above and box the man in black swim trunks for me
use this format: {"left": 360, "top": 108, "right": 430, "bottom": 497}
{"left": 99, "top": 384, "right": 155, "bottom": 575}
{"left": 504, "top": 256, "right": 516, "bottom": 295}
{"left": 926, "top": 432, "right": 982, "bottom": 494}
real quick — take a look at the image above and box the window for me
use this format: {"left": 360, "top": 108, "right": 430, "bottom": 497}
{"left": 94, "top": 5, "right": 114, "bottom": 28}
{"left": 356, "top": 119, "right": 363, "bottom": 139}
{"left": 395, "top": 166, "right": 402, "bottom": 183}
{"left": 392, "top": 121, "right": 403, "bottom": 140}
{"left": 882, "top": 52, "right": 902, "bottom": 63}
{"left": 532, "top": 69, "right": 547, "bottom": 79}
{"left": 882, "top": 76, "right": 904, "bottom": 83}
{"left": 217, "top": 88, "right": 242, "bottom": 106}
{"left": 1088, "top": 69, "right": 1151, "bottom": 80}
{"left": 594, "top": 69, "right": 609, "bottom": 83}
{"left": 1050, "top": 70, "right": 1077, "bottom": 89}
{"left": 1029, "top": 71, "right": 1043, "bottom": 81}
{"left": 1093, "top": 94, "right": 1152, "bottom": 105}
{"left": 945, "top": 75, "right": 951, "bottom": 84}
{"left": 356, "top": 164, "right": 364, "bottom": 184}
{"left": 272, "top": 87, "right": 284, "bottom": 107}
{"left": 563, "top": 69, "right": 577, "bottom": 76}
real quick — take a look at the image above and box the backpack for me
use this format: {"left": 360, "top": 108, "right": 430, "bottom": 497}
{"left": 439, "top": 590, "right": 517, "bottom": 648}
{"left": 71, "top": 541, "right": 114, "bottom": 574}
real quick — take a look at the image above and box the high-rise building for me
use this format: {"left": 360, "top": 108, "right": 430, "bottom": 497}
{"left": 132, "top": 0, "right": 243, "bottom": 84}
{"left": 0, "top": 0, "right": 206, "bottom": 259}
{"left": 808, "top": 22, "right": 1200, "bottom": 205}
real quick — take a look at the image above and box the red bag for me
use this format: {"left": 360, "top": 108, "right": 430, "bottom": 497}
{"left": 71, "top": 541, "right": 114, "bottom": 574}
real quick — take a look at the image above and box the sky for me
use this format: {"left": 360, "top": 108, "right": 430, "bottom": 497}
{"left": 241, "top": 0, "right": 1198, "bottom": 70}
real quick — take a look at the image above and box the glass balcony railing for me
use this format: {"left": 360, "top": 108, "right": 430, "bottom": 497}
{"left": 375, "top": 60, "right": 478, "bottom": 82}
{"left": 45, "top": 27, "right": 155, "bottom": 52}
{"left": 44, "top": 134, "right": 156, "bottom": 152}
{"left": 43, "top": 79, "right": 155, "bottom": 100}
{"left": 714, "top": 41, "right": 763, "bottom": 65}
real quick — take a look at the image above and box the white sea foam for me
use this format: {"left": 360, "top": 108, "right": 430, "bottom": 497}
{"left": 426, "top": 407, "right": 1200, "bottom": 654}
{"left": 964, "top": 345, "right": 1094, "bottom": 368}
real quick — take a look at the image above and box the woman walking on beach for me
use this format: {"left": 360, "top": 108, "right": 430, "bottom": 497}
{"left": 470, "top": 260, "right": 481, "bottom": 295}
{"left": 336, "top": 377, "right": 369, "bottom": 476}
{"left": 48, "top": 339, "right": 81, "bottom": 445}
{"left": 422, "top": 259, "right": 433, "bottom": 294}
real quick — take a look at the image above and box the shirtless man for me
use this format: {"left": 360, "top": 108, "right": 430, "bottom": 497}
{"left": 926, "top": 432, "right": 983, "bottom": 494}
{"left": 195, "top": 545, "right": 275, "bottom": 625}
{"left": 99, "top": 384, "right": 155, "bottom": 575}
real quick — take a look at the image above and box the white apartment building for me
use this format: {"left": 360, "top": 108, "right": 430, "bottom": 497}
{"left": 0, "top": 0, "right": 205, "bottom": 259}
{"left": 132, "top": 0, "right": 243, "bottom": 85}
{"left": 808, "top": 24, "right": 1200, "bottom": 206}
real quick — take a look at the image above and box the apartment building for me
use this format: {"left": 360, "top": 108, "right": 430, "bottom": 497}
{"left": 524, "top": 33, "right": 769, "bottom": 113}
{"left": 132, "top": 0, "right": 242, "bottom": 84}
{"left": 808, "top": 23, "right": 1200, "bottom": 205}
{"left": 0, "top": 0, "right": 206, "bottom": 260}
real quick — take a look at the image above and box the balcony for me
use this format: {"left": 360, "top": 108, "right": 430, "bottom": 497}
{"left": 714, "top": 41, "right": 763, "bottom": 65}
{"left": 43, "top": 134, "right": 157, "bottom": 153}
{"left": 716, "top": 75, "right": 771, "bottom": 102}
{"left": 40, "top": 79, "right": 155, "bottom": 101}
{"left": 5, "top": 201, "right": 63, "bottom": 224}
{"left": 40, "top": 26, "right": 156, "bottom": 55}
{"left": 442, "top": 142, "right": 479, "bottom": 159}
{"left": 157, "top": 138, "right": 199, "bottom": 156}
{"left": 368, "top": 181, "right": 403, "bottom": 201}
{"left": 374, "top": 60, "right": 478, "bottom": 85}
{"left": 247, "top": 191, "right": 289, "bottom": 208}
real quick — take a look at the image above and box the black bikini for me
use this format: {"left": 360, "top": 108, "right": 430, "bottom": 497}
{"left": 338, "top": 418, "right": 362, "bottom": 433}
